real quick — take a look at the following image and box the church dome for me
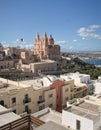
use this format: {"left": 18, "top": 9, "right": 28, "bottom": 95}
{"left": 48, "top": 35, "right": 54, "bottom": 43}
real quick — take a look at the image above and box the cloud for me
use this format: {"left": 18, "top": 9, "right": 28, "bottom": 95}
{"left": 69, "top": 46, "right": 73, "bottom": 50}
{"left": 56, "top": 40, "right": 68, "bottom": 44}
{"left": 1, "top": 41, "right": 7, "bottom": 44}
{"left": 89, "top": 25, "right": 101, "bottom": 29}
{"left": 77, "top": 24, "right": 101, "bottom": 40}
{"left": 73, "top": 39, "right": 77, "bottom": 42}
{"left": 82, "top": 37, "right": 86, "bottom": 40}
{"left": 24, "top": 44, "right": 33, "bottom": 49}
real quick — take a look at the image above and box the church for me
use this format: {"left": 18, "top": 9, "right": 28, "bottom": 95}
{"left": 33, "top": 32, "right": 60, "bottom": 61}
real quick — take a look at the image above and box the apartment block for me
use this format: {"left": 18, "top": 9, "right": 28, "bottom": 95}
{"left": 0, "top": 74, "right": 88, "bottom": 115}
{"left": 60, "top": 72, "right": 94, "bottom": 94}
{"left": 62, "top": 95, "right": 101, "bottom": 130}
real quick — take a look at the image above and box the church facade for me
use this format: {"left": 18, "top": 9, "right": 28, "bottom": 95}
{"left": 33, "top": 32, "right": 60, "bottom": 60}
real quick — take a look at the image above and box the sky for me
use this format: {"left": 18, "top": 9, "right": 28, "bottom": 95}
{"left": 0, "top": 0, "right": 101, "bottom": 52}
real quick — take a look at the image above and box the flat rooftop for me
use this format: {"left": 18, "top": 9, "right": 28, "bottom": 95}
{"left": 0, "top": 78, "right": 33, "bottom": 94}
{"left": 0, "top": 105, "right": 8, "bottom": 112}
{"left": 74, "top": 83, "right": 87, "bottom": 88}
{"left": 39, "top": 111, "right": 61, "bottom": 125}
{"left": 30, "top": 60, "right": 56, "bottom": 65}
{"left": 60, "top": 72, "right": 90, "bottom": 78}
{"left": 35, "top": 121, "right": 69, "bottom": 130}
{"left": 0, "top": 105, "right": 21, "bottom": 127}
{"left": 19, "top": 75, "right": 60, "bottom": 90}
{"left": 66, "top": 102, "right": 99, "bottom": 121}
{"left": 19, "top": 79, "right": 47, "bottom": 90}
{"left": 32, "top": 108, "right": 62, "bottom": 125}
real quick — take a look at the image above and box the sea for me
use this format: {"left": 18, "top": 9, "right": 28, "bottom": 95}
{"left": 83, "top": 59, "right": 101, "bottom": 65}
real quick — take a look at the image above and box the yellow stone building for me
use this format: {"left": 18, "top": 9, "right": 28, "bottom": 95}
{"left": 33, "top": 32, "right": 60, "bottom": 60}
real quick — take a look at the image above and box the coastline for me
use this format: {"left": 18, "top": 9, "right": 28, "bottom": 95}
{"left": 81, "top": 58, "right": 101, "bottom": 66}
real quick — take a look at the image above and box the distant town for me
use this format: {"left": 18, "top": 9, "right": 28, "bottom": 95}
{"left": 0, "top": 33, "right": 101, "bottom": 130}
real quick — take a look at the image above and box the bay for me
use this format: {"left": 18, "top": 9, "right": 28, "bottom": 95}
{"left": 83, "top": 59, "right": 101, "bottom": 65}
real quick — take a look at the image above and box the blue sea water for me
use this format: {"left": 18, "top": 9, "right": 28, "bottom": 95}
{"left": 83, "top": 59, "right": 101, "bottom": 65}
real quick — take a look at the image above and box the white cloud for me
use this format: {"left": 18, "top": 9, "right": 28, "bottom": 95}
{"left": 89, "top": 25, "right": 101, "bottom": 29}
{"left": 1, "top": 41, "right": 7, "bottom": 44}
{"left": 25, "top": 44, "right": 33, "bottom": 48}
{"left": 82, "top": 37, "right": 86, "bottom": 40}
{"left": 69, "top": 46, "right": 73, "bottom": 50}
{"left": 56, "top": 40, "right": 68, "bottom": 44}
{"left": 77, "top": 24, "right": 101, "bottom": 40}
{"left": 73, "top": 39, "right": 77, "bottom": 42}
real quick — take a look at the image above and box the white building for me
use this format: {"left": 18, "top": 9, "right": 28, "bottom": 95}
{"left": 62, "top": 95, "right": 101, "bottom": 130}
{"left": 60, "top": 72, "right": 94, "bottom": 94}
{"left": 94, "top": 79, "right": 101, "bottom": 95}
{"left": 42, "top": 75, "right": 59, "bottom": 86}
{"left": 60, "top": 72, "right": 90, "bottom": 84}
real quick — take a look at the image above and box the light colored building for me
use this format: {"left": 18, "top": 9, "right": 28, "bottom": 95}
{"left": 21, "top": 75, "right": 88, "bottom": 112}
{"left": 0, "top": 44, "right": 15, "bottom": 70}
{"left": 0, "top": 74, "right": 75, "bottom": 114}
{"left": 60, "top": 72, "right": 90, "bottom": 84}
{"left": 30, "top": 60, "right": 57, "bottom": 73}
{"left": 74, "top": 83, "right": 88, "bottom": 98}
{"left": 0, "top": 75, "right": 88, "bottom": 115}
{"left": 18, "top": 59, "right": 57, "bottom": 73}
{"left": 0, "top": 59, "right": 14, "bottom": 70}
{"left": 62, "top": 95, "right": 101, "bottom": 130}
{"left": 32, "top": 107, "right": 74, "bottom": 130}
{"left": 32, "top": 107, "right": 62, "bottom": 125}
{"left": 20, "top": 75, "right": 74, "bottom": 112}
{"left": 20, "top": 50, "right": 39, "bottom": 62}
{"left": 33, "top": 32, "right": 60, "bottom": 60}
{"left": 0, "top": 77, "right": 35, "bottom": 115}
{"left": 60, "top": 72, "right": 94, "bottom": 94}
{"left": 0, "top": 51, "right": 5, "bottom": 60}
{"left": 35, "top": 121, "right": 71, "bottom": 130}
{"left": 0, "top": 77, "right": 56, "bottom": 114}
{"left": 34, "top": 121, "right": 70, "bottom": 130}
{"left": 93, "top": 79, "right": 101, "bottom": 95}
{"left": 0, "top": 105, "right": 21, "bottom": 127}
{"left": 9, "top": 46, "right": 25, "bottom": 58}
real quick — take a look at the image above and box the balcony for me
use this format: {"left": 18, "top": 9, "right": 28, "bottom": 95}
{"left": 71, "top": 89, "right": 74, "bottom": 92}
{"left": 0, "top": 115, "right": 45, "bottom": 130}
{"left": 23, "top": 98, "right": 31, "bottom": 104}
{"left": 37, "top": 99, "right": 45, "bottom": 104}
{"left": 23, "top": 109, "right": 31, "bottom": 114}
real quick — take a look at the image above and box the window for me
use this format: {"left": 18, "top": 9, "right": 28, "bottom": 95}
{"left": 0, "top": 100, "right": 4, "bottom": 106}
{"left": 76, "top": 120, "right": 80, "bottom": 130}
{"left": 12, "top": 97, "right": 16, "bottom": 104}
{"left": 49, "top": 103, "right": 53, "bottom": 108}
{"left": 65, "top": 88, "right": 68, "bottom": 92}
{"left": 39, "top": 95, "right": 43, "bottom": 100}
{"left": 23, "top": 94, "right": 31, "bottom": 104}
{"left": 49, "top": 94, "right": 53, "bottom": 98}
{"left": 65, "top": 97, "right": 68, "bottom": 101}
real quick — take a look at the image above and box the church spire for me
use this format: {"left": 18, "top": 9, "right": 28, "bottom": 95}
{"left": 43, "top": 32, "right": 47, "bottom": 39}
{"left": 35, "top": 32, "right": 40, "bottom": 41}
